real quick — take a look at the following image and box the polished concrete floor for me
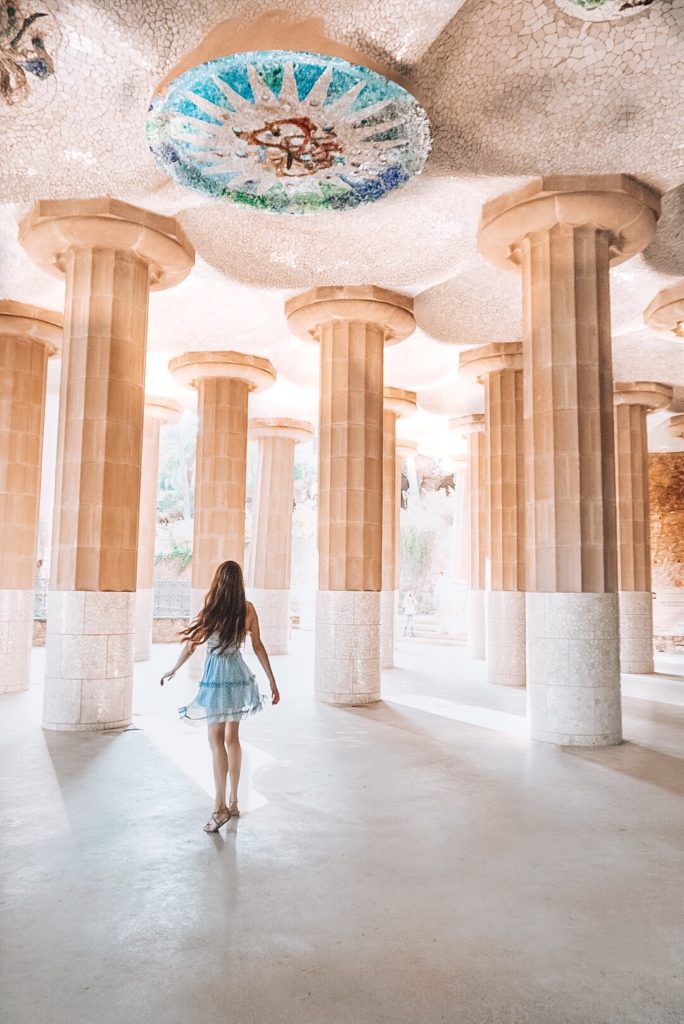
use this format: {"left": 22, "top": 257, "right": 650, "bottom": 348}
{"left": 1, "top": 633, "right": 683, "bottom": 1024}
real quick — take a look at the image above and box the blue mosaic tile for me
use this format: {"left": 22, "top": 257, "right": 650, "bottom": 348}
{"left": 147, "top": 50, "right": 431, "bottom": 215}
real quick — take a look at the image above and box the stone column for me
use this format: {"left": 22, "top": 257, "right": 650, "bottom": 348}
{"left": 450, "top": 414, "right": 487, "bottom": 660}
{"left": 479, "top": 174, "right": 659, "bottom": 745}
{"left": 381, "top": 388, "right": 416, "bottom": 668}
{"left": 613, "top": 382, "right": 672, "bottom": 674}
{"left": 247, "top": 418, "right": 313, "bottom": 654}
{"left": 169, "top": 352, "right": 275, "bottom": 632}
{"left": 286, "top": 286, "right": 415, "bottom": 705}
{"left": 460, "top": 343, "right": 526, "bottom": 686}
{"left": 0, "top": 302, "right": 61, "bottom": 693}
{"left": 135, "top": 395, "right": 183, "bottom": 662}
{"left": 20, "top": 198, "right": 193, "bottom": 731}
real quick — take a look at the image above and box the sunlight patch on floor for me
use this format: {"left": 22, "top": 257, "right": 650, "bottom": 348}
{"left": 134, "top": 713, "right": 275, "bottom": 811}
{"left": 386, "top": 693, "right": 530, "bottom": 737}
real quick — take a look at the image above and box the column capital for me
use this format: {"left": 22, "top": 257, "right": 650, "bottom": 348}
{"left": 384, "top": 386, "right": 417, "bottom": 419}
{"left": 19, "top": 198, "right": 195, "bottom": 290}
{"left": 667, "top": 414, "right": 684, "bottom": 441}
{"left": 285, "top": 285, "right": 415, "bottom": 346}
{"left": 449, "top": 413, "right": 485, "bottom": 436}
{"left": 169, "top": 351, "right": 276, "bottom": 392}
{"left": 614, "top": 381, "right": 673, "bottom": 412}
{"left": 144, "top": 394, "right": 184, "bottom": 425}
{"left": 0, "top": 300, "right": 62, "bottom": 353}
{"left": 478, "top": 174, "right": 660, "bottom": 272}
{"left": 643, "top": 281, "right": 684, "bottom": 338}
{"left": 459, "top": 341, "right": 523, "bottom": 382}
{"left": 396, "top": 439, "right": 418, "bottom": 459}
{"left": 250, "top": 418, "right": 313, "bottom": 444}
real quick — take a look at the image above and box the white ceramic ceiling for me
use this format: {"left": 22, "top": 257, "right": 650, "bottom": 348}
{"left": 0, "top": 0, "right": 683, "bottom": 448}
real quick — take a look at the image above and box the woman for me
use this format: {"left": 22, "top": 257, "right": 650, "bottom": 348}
{"left": 160, "top": 560, "right": 279, "bottom": 833}
{"left": 402, "top": 590, "right": 416, "bottom": 637}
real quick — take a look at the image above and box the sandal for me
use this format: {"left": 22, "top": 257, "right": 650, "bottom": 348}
{"left": 203, "top": 810, "right": 231, "bottom": 833}
{"left": 228, "top": 804, "right": 240, "bottom": 819}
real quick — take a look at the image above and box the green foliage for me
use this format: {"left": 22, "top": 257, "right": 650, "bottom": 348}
{"left": 155, "top": 519, "right": 194, "bottom": 570}
{"left": 400, "top": 525, "right": 432, "bottom": 577}
{"left": 155, "top": 540, "right": 192, "bottom": 569}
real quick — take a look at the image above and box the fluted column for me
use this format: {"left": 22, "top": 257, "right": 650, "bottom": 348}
{"left": 170, "top": 352, "right": 275, "bottom": 660}
{"left": 286, "top": 286, "right": 415, "bottom": 705}
{"left": 135, "top": 395, "right": 183, "bottom": 662}
{"left": 381, "top": 388, "right": 416, "bottom": 668}
{"left": 613, "top": 382, "right": 672, "bottom": 673}
{"left": 247, "top": 418, "right": 313, "bottom": 654}
{"left": 460, "top": 343, "right": 526, "bottom": 686}
{"left": 450, "top": 414, "right": 487, "bottom": 660}
{"left": 479, "top": 174, "right": 660, "bottom": 745}
{"left": 0, "top": 302, "right": 61, "bottom": 693}
{"left": 20, "top": 198, "right": 194, "bottom": 730}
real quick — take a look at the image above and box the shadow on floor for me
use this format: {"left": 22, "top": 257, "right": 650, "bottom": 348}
{"left": 564, "top": 741, "right": 684, "bottom": 797}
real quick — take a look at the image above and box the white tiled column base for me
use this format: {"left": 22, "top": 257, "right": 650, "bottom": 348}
{"left": 0, "top": 589, "right": 34, "bottom": 693}
{"left": 134, "top": 587, "right": 154, "bottom": 663}
{"left": 526, "top": 592, "right": 622, "bottom": 747}
{"left": 188, "top": 587, "right": 207, "bottom": 681}
{"left": 466, "top": 589, "right": 486, "bottom": 660}
{"left": 43, "top": 591, "right": 135, "bottom": 732}
{"left": 618, "top": 591, "right": 655, "bottom": 674}
{"left": 380, "top": 590, "right": 397, "bottom": 669}
{"left": 248, "top": 587, "right": 289, "bottom": 655}
{"left": 315, "top": 590, "right": 381, "bottom": 705}
{"left": 486, "top": 590, "right": 526, "bottom": 687}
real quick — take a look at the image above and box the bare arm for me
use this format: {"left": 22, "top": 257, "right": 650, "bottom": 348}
{"left": 246, "top": 604, "right": 280, "bottom": 705}
{"left": 160, "top": 640, "right": 197, "bottom": 686}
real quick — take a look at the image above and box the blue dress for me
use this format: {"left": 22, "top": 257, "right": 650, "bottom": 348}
{"left": 178, "top": 634, "right": 264, "bottom": 725}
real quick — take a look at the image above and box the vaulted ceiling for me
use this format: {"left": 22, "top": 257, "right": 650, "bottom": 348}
{"left": 1, "top": 0, "right": 683, "bottom": 449}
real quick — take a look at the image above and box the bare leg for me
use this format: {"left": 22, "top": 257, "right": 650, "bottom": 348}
{"left": 225, "top": 721, "right": 242, "bottom": 813}
{"left": 207, "top": 723, "right": 228, "bottom": 814}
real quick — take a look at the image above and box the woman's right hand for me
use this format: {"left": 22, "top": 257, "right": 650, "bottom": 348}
{"left": 160, "top": 670, "right": 175, "bottom": 687}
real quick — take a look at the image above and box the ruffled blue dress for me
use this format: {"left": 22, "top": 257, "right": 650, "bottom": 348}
{"left": 178, "top": 634, "right": 264, "bottom": 725}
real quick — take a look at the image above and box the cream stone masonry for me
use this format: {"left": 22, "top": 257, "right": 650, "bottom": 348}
{"left": 135, "top": 395, "right": 183, "bottom": 662}
{"left": 0, "top": 302, "right": 61, "bottom": 693}
{"left": 286, "top": 286, "right": 415, "bottom": 704}
{"left": 170, "top": 352, "right": 276, "bottom": 592}
{"left": 479, "top": 174, "right": 660, "bottom": 746}
{"left": 614, "top": 382, "right": 672, "bottom": 674}
{"left": 460, "top": 342, "right": 525, "bottom": 686}
{"left": 20, "top": 198, "right": 194, "bottom": 730}
{"left": 247, "top": 418, "right": 313, "bottom": 655}
{"left": 644, "top": 281, "right": 684, "bottom": 339}
{"left": 381, "top": 387, "right": 416, "bottom": 668}
{"left": 450, "top": 414, "right": 487, "bottom": 661}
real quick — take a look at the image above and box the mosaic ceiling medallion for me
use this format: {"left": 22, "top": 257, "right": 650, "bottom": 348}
{"left": 555, "top": 0, "right": 657, "bottom": 21}
{"left": 147, "top": 50, "right": 431, "bottom": 214}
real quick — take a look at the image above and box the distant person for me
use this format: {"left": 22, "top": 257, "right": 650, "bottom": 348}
{"left": 160, "top": 560, "right": 279, "bottom": 833}
{"left": 403, "top": 590, "right": 416, "bottom": 637}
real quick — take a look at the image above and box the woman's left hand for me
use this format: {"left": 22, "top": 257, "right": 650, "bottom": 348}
{"left": 160, "top": 670, "right": 175, "bottom": 687}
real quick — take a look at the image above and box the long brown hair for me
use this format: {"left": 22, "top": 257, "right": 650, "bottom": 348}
{"left": 181, "top": 561, "right": 247, "bottom": 654}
